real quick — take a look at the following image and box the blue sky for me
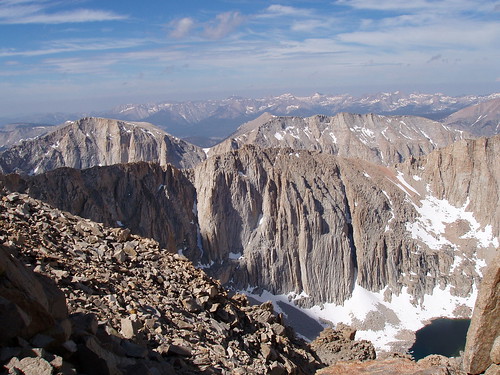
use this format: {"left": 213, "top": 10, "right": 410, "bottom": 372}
{"left": 0, "top": 0, "right": 499, "bottom": 116}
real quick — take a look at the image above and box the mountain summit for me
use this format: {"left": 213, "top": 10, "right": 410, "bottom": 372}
{"left": 209, "top": 113, "right": 468, "bottom": 165}
{"left": 0, "top": 117, "right": 206, "bottom": 175}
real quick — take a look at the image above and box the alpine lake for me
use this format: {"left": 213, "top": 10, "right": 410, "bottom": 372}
{"left": 409, "top": 318, "right": 471, "bottom": 360}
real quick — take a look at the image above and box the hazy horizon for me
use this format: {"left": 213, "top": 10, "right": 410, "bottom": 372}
{"left": 1, "top": 0, "right": 499, "bottom": 117}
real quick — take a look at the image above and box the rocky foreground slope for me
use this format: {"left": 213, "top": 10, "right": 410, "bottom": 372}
{"left": 0, "top": 117, "right": 206, "bottom": 175}
{"left": 0, "top": 190, "right": 324, "bottom": 374}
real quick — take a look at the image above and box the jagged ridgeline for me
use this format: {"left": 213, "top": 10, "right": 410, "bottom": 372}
{"left": 0, "top": 117, "right": 206, "bottom": 175}
{"left": 0, "top": 113, "right": 498, "bottom": 353}
{"left": 0, "top": 112, "right": 470, "bottom": 176}
{"left": 208, "top": 112, "right": 467, "bottom": 165}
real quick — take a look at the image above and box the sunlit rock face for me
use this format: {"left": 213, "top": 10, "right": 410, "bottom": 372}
{"left": 0, "top": 117, "right": 206, "bottom": 175}
{"left": 209, "top": 112, "right": 469, "bottom": 166}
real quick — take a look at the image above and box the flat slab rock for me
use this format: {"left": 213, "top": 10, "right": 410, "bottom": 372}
{"left": 316, "top": 358, "right": 450, "bottom": 375}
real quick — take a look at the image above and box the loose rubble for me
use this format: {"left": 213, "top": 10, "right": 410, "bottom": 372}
{"left": 309, "top": 326, "right": 376, "bottom": 365}
{"left": 0, "top": 189, "right": 322, "bottom": 374}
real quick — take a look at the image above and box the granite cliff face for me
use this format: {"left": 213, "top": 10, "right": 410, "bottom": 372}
{"left": 399, "top": 135, "right": 500, "bottom": 239}
{"left": 209, "top": 113, "right": 469, "bottom": 166}
{"left": 0, "top": 117, "right": 206, "bottom": 175}
{"left": 194, "top": 143, "right": 496, "bottom": 308}
{"left": 463, "top": 250, "right": 500, "bottom": 375}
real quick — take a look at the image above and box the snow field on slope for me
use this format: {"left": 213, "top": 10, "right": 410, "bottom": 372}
{"left": 244, "top": 283, "right": 477, "bottom": 353}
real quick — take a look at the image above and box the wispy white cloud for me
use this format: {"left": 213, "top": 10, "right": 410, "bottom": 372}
{"left": 0, "top": 1, "right": 127, "bottom": 24}
{"left": 203, "top": 12, "right": 244, "bottom": 39}
{"left": 203, "top": 11, "right": 245, "bottom": 39}
{"left": 168, "top": 17, "right": 195, "bottom": 39}
{"left": 0, "top": 1, "right": 498, "bottom": 116}
{"left": 338, "top": 21, "right": 499, "bottom": 50}
{"left": 261, "top": 5, "right": 312, "bottom": 17}
{"left": 0, "top": 38, "right": 146, "bottom": 57}
{"left": 336, "top": 0, "right": 490, "bottom": 12}
{"left": 333, "top": 0, "right": 499, "bottom": 58}
{"left": 291, "top": 19, "right": 331, "bottom": 33}
{"left": 12, "top": 9, "right": 127, "bottom": 24}
{"left": 167, "top": 11, "right": 244, "bottom": 40}
{"left": 43, "top": 56, "right": 119, "bottom": 75}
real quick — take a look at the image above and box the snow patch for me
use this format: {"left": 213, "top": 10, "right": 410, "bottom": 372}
{"left": 243, "top": 283, "right": 477, "bottom": 352}
{"left": 391, "top": 172, "right": 420, "bottom": 196}
{"left": 407, "top": 196, "right": 498, "bottom": 250}
{"left": 274, "top": 132, "right": 284, "bottom": 141}
{"left": 258, "top": 214, "right": 265, "bottom": 226}
{"left": 329, "top": 132, "right": 337, "bottom": 144}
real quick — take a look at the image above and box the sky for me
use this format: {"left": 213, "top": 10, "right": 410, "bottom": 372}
{"left": 0, "top": 0, "right": 499, "bottom": 116}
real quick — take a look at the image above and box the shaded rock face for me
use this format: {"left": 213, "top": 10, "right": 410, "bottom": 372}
{"left": 0, "top": 243, "right": 67, "bottom": 344}
{"left": 195, "top": 146, "right": 358, "bottom": 304}
{"left": 0, "top": 190, "right": 322, "bottom": 374}
{"left": 209, "top": 113, "right": 469, "bottom": 166}
{"left": 0, "top": 162, "right": 200, "bottom": 255}
{"left": 0, "top": 117, "right": 206, "bottom": 174}
{"left": 463, "top": 251, "right": 500, "bottom": 375}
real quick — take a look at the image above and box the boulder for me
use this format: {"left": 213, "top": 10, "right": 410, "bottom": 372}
{"left": 0, "top": 244, "right": 67, "bottom": 343}
{"left": 310, "top": 327, "right": 376, "bottom": 366}
{"left": 463, "top": 251, "right": 500, "bottom": 374}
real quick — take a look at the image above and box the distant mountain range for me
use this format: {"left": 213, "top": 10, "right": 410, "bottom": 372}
{"left": 209, "top": 112, "right": 467, "bottom": 166}
{"left": 1, "top": 91, "right": 498, "bottom": 147}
